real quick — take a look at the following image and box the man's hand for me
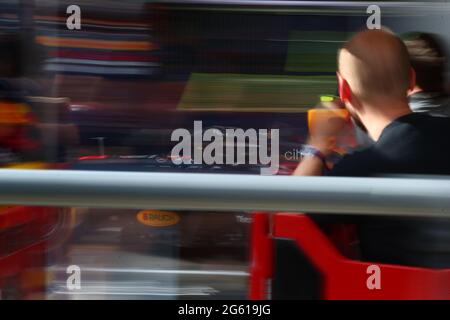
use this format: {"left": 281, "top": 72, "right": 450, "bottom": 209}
{"left": 308, "top": 108, "right": 349, "bottom": 152}
{"left": 293, "top": 107, "right": 351, "bottom": 176}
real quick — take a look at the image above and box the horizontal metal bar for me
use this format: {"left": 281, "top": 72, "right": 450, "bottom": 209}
{"left": 154, "top": 0, "right": 450, "bottom": 12}
{"left": 155, "top": 0, "right": 447, "bottom": 9}
{"left": 50, "top": 267, "right": 248, "bottom": 277}
{"left": 1, "top": 169, "right": 450, "bottom": 218}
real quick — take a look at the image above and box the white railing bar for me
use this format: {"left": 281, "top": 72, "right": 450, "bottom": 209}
{"left": 0, "top": 169, "right": 450, "bottom": 218}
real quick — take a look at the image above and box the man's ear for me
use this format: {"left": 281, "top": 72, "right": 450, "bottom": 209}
{"left": 337, "top": 72, "right": 351, "bottom": 103}
{"left": 408, "top": 67, "right": 417, "bottom": 93}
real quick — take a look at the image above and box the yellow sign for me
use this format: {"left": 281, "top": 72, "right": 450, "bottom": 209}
{"left": 136, "top": 210, "right": 180, "bottom": 227}
{"left": 4, "top": 162, "right": 49, "bottom": 169}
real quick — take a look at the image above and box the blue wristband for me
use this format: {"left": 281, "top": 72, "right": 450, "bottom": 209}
{"left": 300, "top": 145, "right": 329, "bottom": 170}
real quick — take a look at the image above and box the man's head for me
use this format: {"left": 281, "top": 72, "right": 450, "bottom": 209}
{"left": 404, "top": 32, "right": 446, "bottom": 93}
{"left": 337, "top": 29, "right": 414, "bottom": 122}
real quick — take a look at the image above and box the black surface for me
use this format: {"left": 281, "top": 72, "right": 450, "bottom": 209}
{"left": 272, "top": 238, "right": 323, "bottom": 300}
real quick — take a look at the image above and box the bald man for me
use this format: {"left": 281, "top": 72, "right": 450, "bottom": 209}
{"left": 294, "top": 30, "right": 450, "bottom": 268}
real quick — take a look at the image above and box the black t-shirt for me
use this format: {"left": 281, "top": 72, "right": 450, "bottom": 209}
{"left": 332, "top": 113, "right": 450, "bottom": 177}
{"left": 328, "top": 113, "right": 450, "bottom": 268}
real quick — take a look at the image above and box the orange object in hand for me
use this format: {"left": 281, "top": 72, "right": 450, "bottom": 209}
{"left": 307, "top": 108, "right": 350, "bottom": 135}
{"left": 307, "top": 108, "right": 355, "bottom": 155}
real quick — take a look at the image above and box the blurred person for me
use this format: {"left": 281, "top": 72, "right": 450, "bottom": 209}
{"left": 404, "top": 32, "right": 450, "bottom": 117}
{"left": 0, "top": 100, "right": 40, "bottom": 165}
{"left": 0, "top": 34, "right": 41, "bottom": 165}
{"left": 293, "top": 29, "right": 450, "bottom": 268}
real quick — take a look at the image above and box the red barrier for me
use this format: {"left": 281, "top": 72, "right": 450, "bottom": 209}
{"left": 249, "top": 212, "right": 450, "bottom": 300}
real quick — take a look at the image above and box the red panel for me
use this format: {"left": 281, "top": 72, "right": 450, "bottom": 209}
{"left": 0, "top": 206, "right": 61, "bottom": 276}
{"left": 248, "top": 212, "right": 273, "bottom": 300}
{"left": 273, "top": 213, "right": 450, "bottom": 300}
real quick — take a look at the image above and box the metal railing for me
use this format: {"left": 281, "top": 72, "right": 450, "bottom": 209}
{"left": 1, "top": 169, "right": 450, "bottom": 218}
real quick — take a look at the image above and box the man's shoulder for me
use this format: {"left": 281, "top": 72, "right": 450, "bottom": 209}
{"left": 396, "top": 112, "right": 450, "bottom": 128}
{"left": 382, "top": 113, "right": 450, "bottom": 145}
{"left": 330, "top": 113, "right": 450, "bottom": 178}
{"left": 329, "top": 147, "right": 378, "bottom": 177}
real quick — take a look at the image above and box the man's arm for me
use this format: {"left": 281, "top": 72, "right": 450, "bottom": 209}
{"left": 292, "top": 137, "right": 335, "bottom": 176}
{"left": 292, "top": 153, "right": 326, "bottom": 176}
{"left": 293, "top": 107, "right": 347, "bottom": 176}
